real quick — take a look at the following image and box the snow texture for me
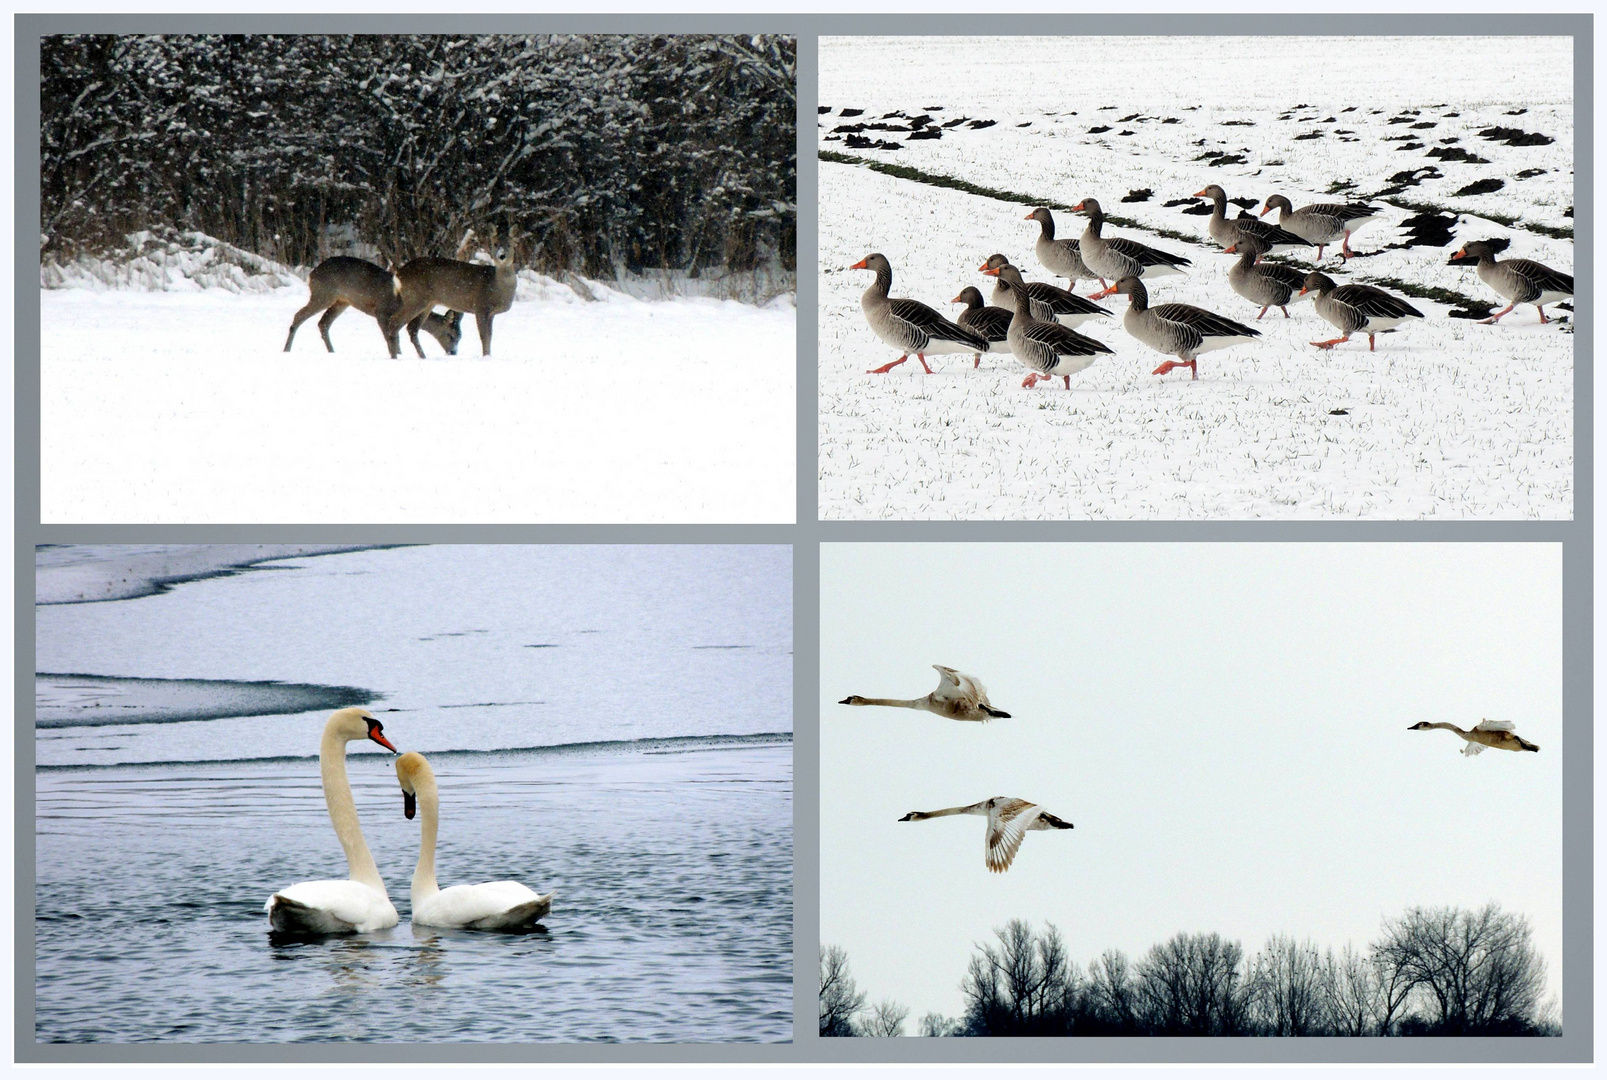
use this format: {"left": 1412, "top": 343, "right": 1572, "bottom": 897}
{"left": 41, "top": 285, "right": 795, "bottom": 524}
{"left": 818, "top": 36, "right": 1573, "bottom": 520}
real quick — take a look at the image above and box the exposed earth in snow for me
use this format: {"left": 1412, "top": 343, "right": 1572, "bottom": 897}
{"left": 818, "top": 36, "right": 1573, "bottom": 520}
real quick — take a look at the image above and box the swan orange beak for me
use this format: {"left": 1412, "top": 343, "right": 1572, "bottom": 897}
{"left": 403, "top": 791, "right": 416, "bottom": 820}
{"left": 849, "top": 258, "right": 868, "bottom": 270}
{"left": 367, "top": 726, "right": 399, "bottom": 753}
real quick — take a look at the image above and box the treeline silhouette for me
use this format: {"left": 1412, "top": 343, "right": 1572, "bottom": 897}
{"left": 822, "top": 903, "right": 1557, "bottom": 1037}
{"left": 41, "top": 34, "right": 795, "bottom": 278}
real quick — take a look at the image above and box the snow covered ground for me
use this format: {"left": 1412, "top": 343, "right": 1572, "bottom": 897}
{"left": 41, "top": 277, "right": 795, "bottom": 523}
{"left": 818, "top": 36, "right": 1574, "bottom": 520}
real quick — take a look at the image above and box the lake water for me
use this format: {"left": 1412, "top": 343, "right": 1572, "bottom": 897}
{"left": 34, "top": 545, "right": 793, "bottom": 1043}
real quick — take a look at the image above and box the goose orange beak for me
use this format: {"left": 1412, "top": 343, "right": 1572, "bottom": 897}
{"left": 1224, "top": 243, "right": 1238, "bottom": 254}
{"left": 952, "top": 294, "right": 965, "bottom": 303}
{"left": 1193, "top": 188, "right": 1209, "bottom": 198}
{"left": 981, "top": 267, "right": 1000, "bottom": 277}
{"left": 849, "top": 258, "right": 868, "bottom": 270}
{"left": 1259, "top": 205, "right": 1274, "bottom": 217}
{"left": 1298, "top": 286, "right": 1310, "bottom": 296}
{"left": 1089, "top": 284, "right": 1117, "bottom": 299}
{"left": 1070, "top": 201, "right": 1086, "bottom": 212}
{"left": 1452, "top": 247, "right": 1468, "bottom": 259}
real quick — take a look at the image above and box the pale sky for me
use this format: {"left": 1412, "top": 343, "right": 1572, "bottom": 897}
{"left": 819, "top": 543, "right": 1563, "bottom": 1023}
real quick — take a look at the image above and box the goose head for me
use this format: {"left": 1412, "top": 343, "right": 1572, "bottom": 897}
{"left": 849, "top": 253, "right": 890, "bottom": 273}
{"left": 395, "top": 750, "right": 435, "bottom": 819}
{"left": 1299, "top": 271, "right": 1337, "bottom": 298}
{"left": 1071, "top": 198, "right": 1102, "bottom": 219}
{"left": 953, "top": 286, "right": 986, "bottom": 306}
{"left": 1024, "top": 207, "right": 1054, "bottom": 226}
{"left": 329, "top": 707, "right": 398, "bottom": 753}
{"left": 1407, "top": 722, "right": 1435, "bottom": 731}
{"left": 1194, "top": 184, "right": 1227, "bottom": 203}
{"left": 1261, "top": 194, "right": 1293, "bottom": 218}
{"left": 839, "top": 695, "right": 867, "bottom": 705}
{"left": 978, "top": 253, "right": 1012, "bottom": 275}
{"left": 1451, "top": 241, "right": 1497, "bottom": 263}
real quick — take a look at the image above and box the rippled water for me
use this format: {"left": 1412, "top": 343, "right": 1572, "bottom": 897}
{"left": 34, "top": 546, "right": 793, "bottom": 1043}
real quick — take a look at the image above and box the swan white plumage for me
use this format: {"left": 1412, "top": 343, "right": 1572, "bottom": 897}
{"left": 396, "top": 751, "right": 553, "bottom": 931}
{"left": 899, "top": 796, "right": 1073, "bottom": 873}
{"left": 1408, "top": 719, "right": 1540, "bottom": 756}
{"left": 264, "top": 708, "right": 401, "bottom": 933}
{"left": 839, "top": 665, "right": 1011, "bottom": 722}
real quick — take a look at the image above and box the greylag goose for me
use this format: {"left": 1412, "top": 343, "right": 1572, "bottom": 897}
{"left": 1224, "top": 236, "right": 1306, "bottom": 319}
{"left": 1094, "top": 276, "right": 1259, "bottom": 380}
{"left": 978, "top": 254, "right": 1110, "bottom": 327}
{"left": 952, "top": 286, "right": 1013, "bottom": 368}
{"left": 1260, "top": 194, "right": 1382, "bottom": 260}
{"left": 839, "top": 664, "right": 1010, "bottom": 722}
{"left": 1070, "top": 197, "right": 1191, "bottom": 290}
{"left": 1024, "top": 207, "right": 1093, "bottom": 286}
{"left": 1450, "top": 241, "right": 1573, "bottom": 324}
{"left": 1409, "top": 719, "right": 1539, "bottom": 756}
{"left": 850, "top": 253, "right": 990, "bottom": 373}
{"left": 898, "top": 797, "right": 1073, "bottom": 873}
{"left": 992, "top": 266, "right": 1114, "bottom": 389}
{"left": 1195, "top": 185, "right": 1313, "bottom": 254}
{"left": 1299, "top": 272, "right": 1423, "bottom": 351}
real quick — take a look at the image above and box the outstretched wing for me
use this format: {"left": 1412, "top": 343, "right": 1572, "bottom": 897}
{"left": 986, "top": 799, "right": 1043, "bottom": 873}
{"left": 1473, "top": 718, "right": 1515, "bottom": 733}
{"left": 1461, "top": 741, "right": 1487, "bottom": 757}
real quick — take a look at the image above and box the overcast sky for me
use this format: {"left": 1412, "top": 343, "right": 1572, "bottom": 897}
{"left": 819, "top": 543, "right": 1563, "bottom": 1023}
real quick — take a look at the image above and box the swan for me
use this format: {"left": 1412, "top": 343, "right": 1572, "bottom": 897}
{"left": 1409, "top": 719, "right": 1540, "bottom": 756}
{"left": 839, "top": 665, "right": 1010, "bottom": 722}
{"left": 265, "top": 708, "right": 401, "bottom": 933}
{"left": 899, "top": 797, "right": 1073, "bottom": 873}
{"left": 395, "top": 751, "right": 553, "bottom": 931}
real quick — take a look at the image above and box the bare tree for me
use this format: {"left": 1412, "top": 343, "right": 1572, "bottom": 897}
{"left": 1318, "top": 944, "right": 1385, "bottom": 1036}
{"left": 1374, "top": 903, "right": 1547, "bottom": 1034}
{"left": 961, "top": 919, "right": 1080, "bottom": 1035}
{"left": 863, "top": 998, "right": 911, "bottom": 1037}
{"left": 819, "top": 944, "right": 867, "bottom": 1037}
{"left": 918, "top": 1011, "right": 960, "bottom": 1037}
{"left": 1135, "top": 932, "right": 1252, "bottom": 1035}
{"left": 1083, "top": 948, "right": 1140, "bottom": 1033}
{"left": 1248, "top": 934, "right": 1329, "bottom": 1035}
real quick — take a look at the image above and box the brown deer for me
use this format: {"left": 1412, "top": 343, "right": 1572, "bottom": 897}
{"left": 285, "top": 256, "right": 463, "bottom": 356}
{"left": 386, "top": 233, "right": 520, "bottom": 358}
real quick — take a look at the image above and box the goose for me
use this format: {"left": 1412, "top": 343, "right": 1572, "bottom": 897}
{"left": 1070, "top": 197, "right": 1191, "bottom": 290}
{"left": 1408, "top": 719, "right": 1539, "bottom": 756}
{"left": 1450, "top": 241, "right": 1573, "bottom": 324}
{"left": 1224, "top": 236, "right": 1307, "bottom": 319}
{"left": 839, "top": 664, "right": 1010, "bottom": 722}
{"left": 1260, "top": 194, "right": 1382, "bottom": 261}
{"left": 1300, "top": 272, "right": 1423, "bottom": 351}
{"left": 396, "top": 751, "right": 554, "bottom": 931}
{"left": 992, "top": 266, "right": 1114, "bottom": 389}
{"left": 264, "top": 708, "right": 401, "bottom": 934}
{"left": 1195, "top": 185, "right": 1313, "bottom": 254}
{"left": 1024, "top": 207, "right": 1094, "bottom": 286}
{"left": 1094, "top": 275, "right": 1259, "bottom": 380}
{"left": 851, "top": 253, "right": 989, "bottom": 374}
{"left": 899, "top": 797, "right": 1073, "bottom": 873}
{"left": 978, "top": 254, "right": 1110, "bottom": 327}
{"left": 952, "top": 286, "right": 1013, "bottom": 367}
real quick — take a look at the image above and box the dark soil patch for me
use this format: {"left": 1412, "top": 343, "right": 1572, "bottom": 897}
{"left": 1410, "top": 121, "right": 1437, "bottom": 129}
{"left": 1122, "top": 189, "right": 1153, "bottom": 203}
{"left": 1452, "top": 178, "right": 1504, "bottom": 197}
{"left": 907, "top": 129, "right": 942, "bottom": 141}
{"left": 1119, "top": 130, "right": 1135, "bottom": 136}
{"left": 1428, "top": 146, "right": 1489, "bottom": 164}
{"left": 1162, "top": 117, "right": 1181, "bottom": 124}
{"left": 1294, "top": 131, "right": 1324, "bottom": 141}
{"left": 1119, "top": 112, "right": 1142, "bottom": 123}
{"left": 1181, "top": 202, "right": 1212, "bottom": 216}
{"left": 907, "top": 114, "right": 934, "bottom": 128}
{"left": 1478, "top": 125, "right": 1553, "bottom": 146}
{"left": 844, "top": 135, "right": 902, "bottom": 151}
{"left": 1514, "top": 167, "right": 1546, "bottom": 179}
{"left": 1088, "top": 125, "right": 1112, "bottom": 134}
{"left": 1504, "top": 108, "right": 1528, "bottom": 115}
{"left": 1162, "top": 198, "right": 1195, "bottom": 208}
{"left": 1395, "top": 142, "right": 1425, "bottom": 151}
{"left": 840, "top": 108, "right": 864, "bottom": 117}
{"left": 1396, "top": 209, "right": 1459, "bottom": 248}
{"left": 942, "top": 117, "right": 968, "bottom": 128}
{"left": 967, "top": 119, "right": 996, "bottom": 130}
{"left": 818, "top": 106, "right": 831, "bottom": 114}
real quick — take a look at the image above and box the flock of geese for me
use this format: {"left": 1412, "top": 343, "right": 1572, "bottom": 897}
{"left": 840, "top": 666, "right": 1541, "bottom": 871}
{"left": 849, "top": 187, "right": 1574, "bottom": 384}
{"left": 264, "top": 708, "right": 553, "bottom": 935}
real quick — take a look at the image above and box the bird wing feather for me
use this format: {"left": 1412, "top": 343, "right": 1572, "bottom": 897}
{"left": 986, "top": 800, "right": 1042, "bottom": 873}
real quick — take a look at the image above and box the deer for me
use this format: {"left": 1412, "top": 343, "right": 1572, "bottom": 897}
{"left": 285, "top": 256, "right": 463, "bottom": 356}
{"left": 385, "top": 231, "right": 521, "bottom": 358}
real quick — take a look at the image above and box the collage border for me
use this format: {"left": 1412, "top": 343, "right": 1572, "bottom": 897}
{"left": 14, "top": 11, "right": 1593, "bottom": 1066}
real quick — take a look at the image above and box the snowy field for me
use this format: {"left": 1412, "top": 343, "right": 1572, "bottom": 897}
{"left": 818, "top": 36, "right": 1574, "bottom": 520}
{"left": 42, "top": 278, "right": 795, "bottom": 523}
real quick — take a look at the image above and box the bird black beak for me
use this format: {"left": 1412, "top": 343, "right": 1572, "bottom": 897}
{"left": 403, "top": 791, "right": 416, "bottom": 820}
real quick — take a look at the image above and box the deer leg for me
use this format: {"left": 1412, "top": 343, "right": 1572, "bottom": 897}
{"left": 284, "top": 300, "right": 326, "bottom": 352}
{"left": 477, "top": 312, "right": 493, "bottom": 356}
{"left": 381, "top": 313, "right": 405, "bottom": 359}
{"left": 316, "top": 301, "right": 349, "bottom": 353}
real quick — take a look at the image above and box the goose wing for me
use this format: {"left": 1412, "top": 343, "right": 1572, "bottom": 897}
{"left": 1027, "top": 281, "right": 1111, "bottom": 318}
{"left": 985, "top": 799, "right": 1043, "bottom": 873}
{"left": 1107, "top": 236, "right": 1191, "bottom": 270}
{"left": 1328, "top": 284, "right": 1422, "bottom": 320}
{"left": 888, "top": 298, "right": 990, "bottom": 349}
{"left": 962, "top": 305, "right": 1014, "bottom": 342}
{"left": 1019, "top": 319, "right": 1114, "bottom": 356}
{"left": 1505, "top": 258, "right": 1573, "bottom": 296}
{"left": 1473, "top": 718, "right": 1516, "bottom": 733}
{"left": 931, "top": 665, "right": 982, "bottom": 706}
{"left": 1461, "top": 741, "right": 1487, "bottom": 757}
{"left": 1150, "top": 302, "right": 1260, "bottom": 341}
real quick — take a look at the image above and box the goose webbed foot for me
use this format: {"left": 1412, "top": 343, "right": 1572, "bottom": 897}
{"left": 868, "top": 355, "right": 910, "bottom": 374}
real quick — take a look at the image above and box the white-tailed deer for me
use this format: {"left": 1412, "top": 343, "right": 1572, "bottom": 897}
{"left": 285, "top": 256, "right": 463, "bottom": 356}
{"left": 386, "top": 233, "right": 520, "bottom": 358}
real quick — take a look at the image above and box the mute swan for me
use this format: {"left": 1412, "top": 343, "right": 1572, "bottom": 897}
{"left": 839, "top": 665, "right": 1010, "bottom": 722}
{"left": 1409, "top": 719, "right": 1540, "bottom": 756}
{"left": 265, "top": 708, "right": 401, "bottom": 933}
{"left": 899, "top": 797, "right": 1073, "bottom": 873}
{"left": 396, "top": 752, "right": 553, "bottom": 931}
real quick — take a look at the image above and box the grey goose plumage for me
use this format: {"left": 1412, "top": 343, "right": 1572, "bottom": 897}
{"left": 1071, "top": 197, "right": 1191, "bottom": 288}
{"left": 978, "top": 254, "right": 1110, "bottom": 327}
{"left": 1224, "top": 235, "right": 1306, "bottom": 320}
{"left": 993, "top": 265, "right": 1114, "bottom": 389}
{"left": 952, "top": 286, "right": 1013, "bottom": 368}
{"left": 851, "top": 253, "right": 990, "bottom": 374}
{"left": 1300, "top": 272, "right": 1423, "bottom": 351}
{"left": 1195, "top": 185, "right": 1313, "bottom": 254}
{"left": 1260, "top": 194, "right": 1382, "bottom": 261}
{"left": 1451, "top": 241, "right": 1573, "bottom": 324}
{"left": 1024, "top": 207, "right": 1094, "bottom": 286}
{"left": 1098, "top": 275, "right": 1260, "bottom": 380}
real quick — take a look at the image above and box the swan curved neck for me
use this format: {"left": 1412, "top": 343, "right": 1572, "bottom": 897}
{"left": 320, "top": 726, "right": 386, "bottom": 894}
{"left": 412, "top": 780, "right": 441, "bottom": 902}
{"left": 858, "top": 696, "right": 929, "bottom": 710}
{"left": 1425, "top": 721, "right": 1467, "bottom": 735}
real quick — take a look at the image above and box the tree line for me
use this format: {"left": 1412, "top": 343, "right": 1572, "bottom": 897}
{"left": 822, "top": 903, "right": 1557, "bottom": 1037}
{"left": 41, "top": 34, "right": 796, "bottom": 278}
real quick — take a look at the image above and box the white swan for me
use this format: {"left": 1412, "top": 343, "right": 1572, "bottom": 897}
{"left": 396, "top": 751, "right": 553, "bottom": 931}
{"left": 1409, "top": 719, "right": 1540, "bottom": 756}
{"left": 899, "top": 796, "right": 1073, "bottom": 873}
{"left": 265, "top": 708, "right": 401, "bottom": 933}
{"left": 839, "top": 665, "right": 1011, "bottom": 722}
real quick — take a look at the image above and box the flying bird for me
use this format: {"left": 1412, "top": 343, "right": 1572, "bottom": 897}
{"left": 899, "top": 797, "right": 1074, "bottom": 873}
{"left": 839, "top": 665, "right": 1010, "bottom": 722}
{"left": 1408, "top": 719, "right": 1539, "bottom": 756}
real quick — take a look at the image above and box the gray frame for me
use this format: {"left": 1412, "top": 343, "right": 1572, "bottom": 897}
{"left": 17, "top": 10, "right": 1591, "bottom": 1066}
